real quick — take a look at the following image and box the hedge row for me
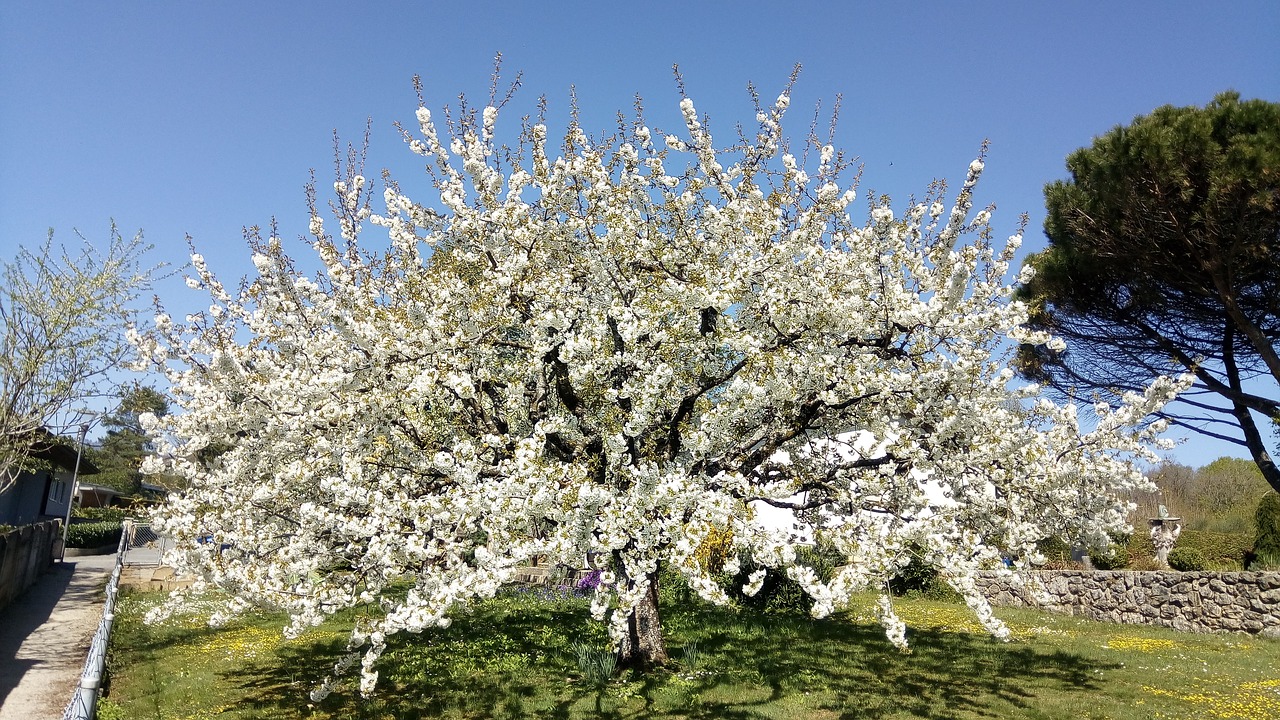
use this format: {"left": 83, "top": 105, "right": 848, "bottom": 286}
{"left": 72, "top": 506, "right": 133, "bottom": 523}
{"left": 1037, "top": 530, "right": 1255, "bottom": 571}
{"left": 66, "top": 520, "right": 123, "bottom": 549}
{"left": 1125, "top": 529, "right": 1254, "bottom": 570}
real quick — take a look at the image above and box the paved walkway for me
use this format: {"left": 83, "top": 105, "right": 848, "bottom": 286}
{"left": 120, "top": 538, "right": 170, "bottom": 567}
{"left": 0, "top": 554, "right": 116, "bottom": 720}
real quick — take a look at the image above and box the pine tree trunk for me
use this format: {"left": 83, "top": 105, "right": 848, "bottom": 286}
{"left": 617, "top": 572, "right": 669, "bottom": 669}
{"left": 1223, "top": 328, "right": 1280, "bottom": 495}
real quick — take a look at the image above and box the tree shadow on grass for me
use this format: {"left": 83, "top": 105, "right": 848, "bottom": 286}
{"left": 212, "top": 599, "right": 1120, "bottom": 720}
{"left": 218, "top": 599, "right": 604, "bottom": 719}
{"left": 665, "top": 609, "right": 1118, "bottom": 720}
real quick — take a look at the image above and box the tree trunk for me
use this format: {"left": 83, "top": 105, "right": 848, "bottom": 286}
{"left": 1223, "top": 323, "right": 1280, "bottom": 495}
{"left": 616, "top": 572, "right": 669, "bottom": 669}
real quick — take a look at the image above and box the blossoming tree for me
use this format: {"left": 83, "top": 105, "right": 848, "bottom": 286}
{"left": 135, "top": 74, "right": 1184, "bottom": 696}
{"left": 1, "top": 227, "right": 156, "bottom": 488}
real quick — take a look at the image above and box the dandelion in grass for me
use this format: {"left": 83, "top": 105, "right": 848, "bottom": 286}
{"left": 1145, "top": 677, "right": 1280, "bottom": 720}
{"left": 1105, "top": 636, "right": 1179, "bottom": 652}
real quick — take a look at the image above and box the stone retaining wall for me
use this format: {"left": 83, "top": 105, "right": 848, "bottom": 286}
{"left": 0, "top": 519, "right": 61, "bottom": 610}
{"left": 513, "top": 566, "right": 594, "bottom": 586}
{"left": 975, "top": 570, "right": 1280, "bottom": 636}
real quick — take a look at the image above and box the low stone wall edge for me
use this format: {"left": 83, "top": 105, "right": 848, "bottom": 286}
{"left": 975, "top": 569, "right": 1280, "bottom": 637}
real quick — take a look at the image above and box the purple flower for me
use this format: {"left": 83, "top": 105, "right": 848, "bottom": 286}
{"left": 576, "top": 569, "right": 603, "bottom": 593}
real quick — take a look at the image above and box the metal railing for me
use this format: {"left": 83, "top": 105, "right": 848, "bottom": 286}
{"left": 129, "top": 523, "right": 159, "bottom": 549}
{"left": 61, "top": 521, "right": 144, "bottom": 720}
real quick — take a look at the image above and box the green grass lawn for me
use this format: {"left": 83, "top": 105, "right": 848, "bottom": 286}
{"left": 101, "top": 584, "right": 1280, "bottom": 720}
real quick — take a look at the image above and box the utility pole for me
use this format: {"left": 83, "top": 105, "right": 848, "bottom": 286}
{"left": 59, "top": 423, "right": 90, "bottom": 562}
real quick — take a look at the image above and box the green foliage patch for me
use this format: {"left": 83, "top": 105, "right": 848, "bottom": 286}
{"left": 1167, "top": 547, "right": 1207, "bottom": 572}
{"left": 1252, "top": 493, "right": 1280, "bottom": 570}
{"left": 72, "top": 505, "right": 133, "bottom": 522}
{"left": 722, "top": 543, "right": 847, "bottom": 615}
{"left": 65, "top": 520, "right": 122, "bottom": 548}
{"left": 1126, "top": 530, "right": 1253, "bottom": 571}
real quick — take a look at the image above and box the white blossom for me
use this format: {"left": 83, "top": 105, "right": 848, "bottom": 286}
{"left": 742, "top": 569, "right": 767, "bottom": 597}
{"left": 136, "top": 82, "right": 1184, "bottom": 697}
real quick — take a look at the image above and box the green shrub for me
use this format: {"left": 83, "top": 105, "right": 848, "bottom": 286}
{"left": 725, "top": 543, "right": 846, "bottom": 615}
{"left": 1124, "top": 532, "right": 1154, "bottom": 566}
{"left": 1087, "top": 548, "right": 1127, "bottom": 570}
{"left": 1035, "top": 535, "right": 1125, "bottom": 570}
{"left": 1124, "top": 528, "right": 1250, "bottom": 570}
{"left": 756, "top": 573, "right": 811, "bottom": 615}
{"left": 1251, "top": 492, "right": 1280, "bottom": 570}
{"left": 1035, "top": 536, "right": 1073, "bottom": 566}
{"left": 1183, "top": 530, "right": 1253, "bottom": 569}
{"left": 726, "top": 557, "right": 809, "bottom": 615}
{"left": 887, "top": 545, "right": 960, "bottom": 600}
{"left": 794, "top": 543, "right": 843, "bottom": 585}
{"left": 73, "top": 505, "right": 132, "bottom": 522}
{"left": 888, "top": 553, "right": 940, "bottom": 595}
{"left": 1085, "top": 534, "right": 1130, "bottom": 570}
{"left": 1167, "top": 547, "right": 1207, "bottom": 571}
{"left": 65, "top": 520, "right": 123, "bottom": 548}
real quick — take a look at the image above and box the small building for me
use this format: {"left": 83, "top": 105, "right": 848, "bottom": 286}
{"left": 74, "top": 482, "right": 121, "bottom": 509}
{"left": 0, "top": 431, "right": 100, "bottom": 527}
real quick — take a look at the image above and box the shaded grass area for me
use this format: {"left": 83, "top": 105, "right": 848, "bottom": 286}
{"left": 104, "top": 588, "right": 1280, "bottom": 720}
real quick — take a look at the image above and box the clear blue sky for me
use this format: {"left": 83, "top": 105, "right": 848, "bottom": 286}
{"left": 2, "top": 1, "right": 1278, "bottom": 466}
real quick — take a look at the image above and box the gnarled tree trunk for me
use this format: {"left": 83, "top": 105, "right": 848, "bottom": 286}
{"left": 616, "top": 571, "right": 669, "bottom": 669}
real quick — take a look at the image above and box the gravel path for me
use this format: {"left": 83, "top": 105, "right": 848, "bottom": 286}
{"left": 0, "top": 554, "right": 115, "bottom": 720}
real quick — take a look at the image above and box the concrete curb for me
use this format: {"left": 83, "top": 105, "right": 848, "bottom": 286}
{"left": 62, "top": 545, "right": 118, "bottom": 557}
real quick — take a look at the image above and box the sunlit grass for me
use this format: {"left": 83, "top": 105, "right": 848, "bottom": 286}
{"left": 103, "top": 587, "right": 1280, "bottom": 719}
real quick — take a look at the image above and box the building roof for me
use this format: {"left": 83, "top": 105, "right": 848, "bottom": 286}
{"left": 76, "top": 482, "right": 119, "bottom": 496}
{"left": 28, "top": 428, "right": 100, "bottom": 474}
